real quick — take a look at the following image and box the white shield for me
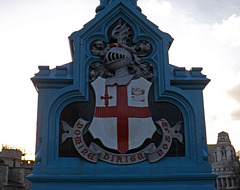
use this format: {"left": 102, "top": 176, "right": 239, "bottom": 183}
{"left": 88, "top": 76, "right": 156, "bottom": 154}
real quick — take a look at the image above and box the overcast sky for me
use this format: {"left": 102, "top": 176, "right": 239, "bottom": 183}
{"left": 0, "top": 0, "right": 240, "bottom": 160}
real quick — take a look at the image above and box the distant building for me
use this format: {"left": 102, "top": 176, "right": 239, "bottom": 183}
{"left": 0, "top": 146, "right": 34, "bottom": 190}
{"left": 208, "top": 131, "right": 240, "bottom": 190}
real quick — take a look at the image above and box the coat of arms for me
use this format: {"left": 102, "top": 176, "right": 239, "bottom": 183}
{"left": 61, "top": 19, "right": 183, "bottom": 164}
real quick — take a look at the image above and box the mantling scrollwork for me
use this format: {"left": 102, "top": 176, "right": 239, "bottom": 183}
{"left": 89, "top": 19, "right": 153, "bottom": 83}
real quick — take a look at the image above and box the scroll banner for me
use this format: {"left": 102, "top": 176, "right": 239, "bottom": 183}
{"left": 61, "top": 118, "right": 183, "bottom": 164}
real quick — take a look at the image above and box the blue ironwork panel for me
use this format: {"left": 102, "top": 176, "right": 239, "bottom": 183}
{"left": 30, "top": 0, "right": 216, "bottom": 189}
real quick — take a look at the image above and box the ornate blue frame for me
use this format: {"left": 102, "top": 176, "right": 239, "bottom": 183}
{"left": 29, "top": 0, "right": 216, "bottom": 189}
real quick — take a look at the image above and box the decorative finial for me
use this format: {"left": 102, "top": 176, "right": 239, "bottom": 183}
{"left": 96, "top": 0, "right": 109, "bottom": 13}
{"left": 96, "top": 0, "right": 141, "bottom": 13}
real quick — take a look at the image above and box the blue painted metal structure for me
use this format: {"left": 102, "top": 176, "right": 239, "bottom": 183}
{"left": 29, "top": 0, "right": 217, "bottom": 189}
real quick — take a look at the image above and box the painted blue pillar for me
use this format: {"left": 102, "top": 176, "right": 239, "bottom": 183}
{"left": 29, "top": 0, "right": 217, "bottom": 189}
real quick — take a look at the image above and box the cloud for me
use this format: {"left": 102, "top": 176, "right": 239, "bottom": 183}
{"left": 212, "top": 14, "right": 240, "bottom": 47}
{"left": 166, "top": 0, "right": 240, "bottom": 24}
{"left": 208, "top": 115, "right": 218, "bottom": 124}
{"left": 227, "top": 84, "right": 240, "bottom": 121}
{"left": 231, "top": 109, "right": 240, "bottom": 121}
{"left": 227, "top": 84, "right": 240, "bottom": 103}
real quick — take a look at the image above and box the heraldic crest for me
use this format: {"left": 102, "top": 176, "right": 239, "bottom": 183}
{"left": 61, "top": 19, "right": 183, "bottom": 164}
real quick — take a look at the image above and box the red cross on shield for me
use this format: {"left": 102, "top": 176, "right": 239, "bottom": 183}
{"left": 89, "top": 77, "right": 156, "bottom": 154}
